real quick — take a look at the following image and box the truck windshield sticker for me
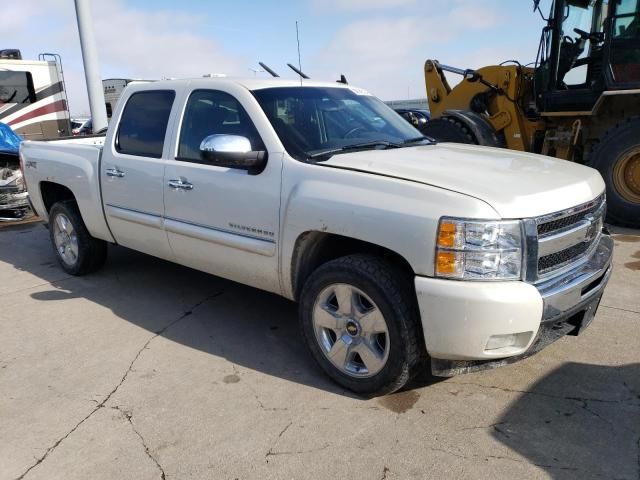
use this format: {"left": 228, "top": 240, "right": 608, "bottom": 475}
{"left": 348, "top": 87, "right": 372, "bottom": 96}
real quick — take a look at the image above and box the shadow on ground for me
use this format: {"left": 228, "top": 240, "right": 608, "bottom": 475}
{"left": 1, "top": 223, "right": 450, "bottom": 398}
{"left": 491, "top": 362, "right": 640, "bottom": 479}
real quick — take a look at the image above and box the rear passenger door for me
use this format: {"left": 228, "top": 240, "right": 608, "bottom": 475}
{"left": 163, "top": 87, "right": 283, "bottom": 293}
{"left": 101, "top": 89, "right": 176, "bottom": 261}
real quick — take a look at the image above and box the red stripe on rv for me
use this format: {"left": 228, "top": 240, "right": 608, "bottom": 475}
{"left": 7, "top": 99, "right": 67, "bottom": 126}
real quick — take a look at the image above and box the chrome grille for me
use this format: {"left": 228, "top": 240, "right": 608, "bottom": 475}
{"left": 538, "top": 242, "right": 591, "bottom": 272}
{"left": 537, "top": 200, "right": 601, "bottom": 235}
{"left": 525, "top": 195, "right": 606, "bottom": 281}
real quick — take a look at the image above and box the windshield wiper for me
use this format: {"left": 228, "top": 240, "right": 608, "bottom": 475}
{"left": 308, "top": 141, "right": 402, "bottom": 160}
{"left": 402, "top": 136, "right": 431, "bottom": 145}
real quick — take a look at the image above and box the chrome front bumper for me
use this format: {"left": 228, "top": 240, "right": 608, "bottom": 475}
{"left": 537, "top": 234, "right": 613, "bottom": 323}
{"left": 0, "top": 191, "right": 29, "bottom": 210}
{"left": 0, "top": 191, "right": 30, "bottom": 221}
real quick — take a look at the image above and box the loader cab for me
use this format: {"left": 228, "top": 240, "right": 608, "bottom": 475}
{"left": 536, "top": 0, "right": 640, "bottom": 112}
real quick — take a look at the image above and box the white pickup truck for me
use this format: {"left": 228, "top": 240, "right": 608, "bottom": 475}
{"left": 20, "top": 78, "right": 613, "bottom": 395}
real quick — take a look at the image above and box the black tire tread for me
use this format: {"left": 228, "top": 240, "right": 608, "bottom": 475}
{"left": 589, "top": 116, "right": 640, "bottom": 228}
{"left": 420, "top": 117, "right": 478, "bottom": 144}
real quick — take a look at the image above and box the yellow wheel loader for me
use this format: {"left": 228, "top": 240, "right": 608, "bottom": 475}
{"left": 422, "top": 0, "right": 640, "bottom": 227}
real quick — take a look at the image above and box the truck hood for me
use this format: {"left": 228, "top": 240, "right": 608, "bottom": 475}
{"left": 322, "top": 143, "right": 605, "bottom": 218}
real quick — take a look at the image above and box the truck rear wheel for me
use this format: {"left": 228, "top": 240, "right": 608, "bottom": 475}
{"left": 49, "top": 201, "right": 107, "bottom": 275}
{"left": 590, "top": 118, "right": 640, "bottom": 228}
{"left": 299, "top": 254, "right": 422, "bottom": 396}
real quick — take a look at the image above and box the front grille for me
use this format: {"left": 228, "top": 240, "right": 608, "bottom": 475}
{"left": 529, "top": 195, "right": 606, "bottom": 280}
{"left": 538, "top": 241, "right": 591, "bottom": 272}
{"left": 538, "top": 207, "right": 598, "bottom": 235}
{"left": 537, "top": 197, "right": 602, "bottom": 236}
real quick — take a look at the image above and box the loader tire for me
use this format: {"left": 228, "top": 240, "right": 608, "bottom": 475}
{"left": 589, "top": 117, "right": 640, "bottom": 228}
{"left": 420, "top": 117, "right": 477, "bottom": 144}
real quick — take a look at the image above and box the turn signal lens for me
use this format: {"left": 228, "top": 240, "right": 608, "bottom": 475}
{"left": 437, "top": 221, "right": 459, "bottom": 248}
{"left": 436, "top": 251, "right": 464, "bottom": 278}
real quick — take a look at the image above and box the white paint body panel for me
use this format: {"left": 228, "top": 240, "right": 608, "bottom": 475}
{"left": 19, "top": 138, "right": 114, "bottom": 243}
{"left": 20, "top": 77, "right": 607, "bottom": 363}
{"left": 325, "top": 143, "right": 605, "bottom": 219}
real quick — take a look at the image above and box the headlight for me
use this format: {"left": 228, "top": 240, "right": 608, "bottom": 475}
{"left": 0, "top": 168, "right": 24, "bottom": 190}
{"left": 435, "top": 218, "right": 523, "bottom": 280}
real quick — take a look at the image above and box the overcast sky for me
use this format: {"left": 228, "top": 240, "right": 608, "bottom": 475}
{"left": 4, "top": 0, "right": 548, "bottom": 116}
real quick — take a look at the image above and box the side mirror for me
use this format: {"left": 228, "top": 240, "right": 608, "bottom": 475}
{"left": 199, "top": 134, "right": 267, "bottom": 175}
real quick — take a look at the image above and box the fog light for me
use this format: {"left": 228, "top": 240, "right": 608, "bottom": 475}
{"left": 485, "top": 332, "right": 533, "bottom": 352}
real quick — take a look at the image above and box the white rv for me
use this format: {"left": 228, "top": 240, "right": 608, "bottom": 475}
{"left": 103, "top": 78, "right": 132, "bottom": 119}
{"left": 0, "top": 50, "right": 71, "bottom": 140}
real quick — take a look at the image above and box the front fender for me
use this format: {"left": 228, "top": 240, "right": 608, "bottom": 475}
{"left": 278, "top": 161, "right": 498, "bottom": 299}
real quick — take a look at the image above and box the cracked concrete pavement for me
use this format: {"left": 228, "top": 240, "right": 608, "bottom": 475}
{"left": 0, "top": 221, "right": 638, "bottom": 480}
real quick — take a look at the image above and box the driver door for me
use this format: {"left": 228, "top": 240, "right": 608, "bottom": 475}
{"left": 162, "top": 87, "right": 283, "bottom": 294}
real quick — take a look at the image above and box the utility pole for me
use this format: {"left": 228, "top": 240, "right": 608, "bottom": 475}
{"left": 74, "top": 0, "right": 107, "bottom": 131}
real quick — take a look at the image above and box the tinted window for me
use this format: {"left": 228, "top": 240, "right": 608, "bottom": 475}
{"left": 177, "top": 90, "right": 264, "bottom": 161}
{"left": 116, "top": 90, "right": 175, "bottom": 158}
{"left": 253, "top": 87, "right": 424, "bottom": 161}
{"left": 610, "top": 1, "right": 640, "bottom": 83}
{"left": 0, "top": 71, "right": 36, "bottom": 105}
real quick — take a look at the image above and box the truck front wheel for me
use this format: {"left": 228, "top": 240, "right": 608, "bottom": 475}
{"left": 49, "top": 201, "right": 107, "bottom": 275}
{"left": 299, "top": 254, "right": 422, "bottom": 396}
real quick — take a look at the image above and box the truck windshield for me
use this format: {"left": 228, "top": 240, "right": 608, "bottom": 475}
{"left": 253, "top": 86, "right": 430, "bottom": 161}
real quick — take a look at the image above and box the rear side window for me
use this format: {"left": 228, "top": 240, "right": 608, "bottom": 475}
{"left": 0, "top": 71, "right": 36, "bottom": 105}
{"left": 116, "top": 90, "right": 175, "bottom": 158}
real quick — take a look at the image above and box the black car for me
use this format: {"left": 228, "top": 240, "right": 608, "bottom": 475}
{"left": 394, "top": 109, "right": 431, "bottom": 128}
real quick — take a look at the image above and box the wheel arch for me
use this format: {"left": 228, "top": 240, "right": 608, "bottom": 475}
{"left": 40, "top": 181, "right": 76, "bottom": 214}
{"left": 38, "top": 180, "right": 115, "bottom": 243}
{"left": 290, "top": 231, "right": 415, "bottom": 302}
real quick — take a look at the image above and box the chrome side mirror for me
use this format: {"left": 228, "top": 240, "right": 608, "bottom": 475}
{"left": 199, "top": 134, "right": 267, "bottom": 175}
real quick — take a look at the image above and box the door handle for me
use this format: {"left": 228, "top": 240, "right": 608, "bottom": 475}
{"left": 168, "top": 178, "right": 194, "bottom": 190}
{"left": 105, "top": 167, "right": 125, "bottom": 178}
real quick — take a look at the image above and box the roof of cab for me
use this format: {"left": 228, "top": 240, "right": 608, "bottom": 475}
{"left": 134, "top": 77, "right": 357, "bottom": 92}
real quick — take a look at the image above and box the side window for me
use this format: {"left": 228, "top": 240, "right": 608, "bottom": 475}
{"left": 177, "top": 89, "right": 264, "bottom": 162}
{"left": 116, "top": 90, "right": 175, "bottom": 158}
{"left": 0, "top": 71, "right": 36, "bottom": 105}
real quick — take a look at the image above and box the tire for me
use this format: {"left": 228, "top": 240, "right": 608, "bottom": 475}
{"left": 420, "top": 117, "right": 477, "bottom": 144}
{"left": 589, "top": 117, "right": 640, "bottom": 228}
{"left": 49, "top": 200, "right": 107, "bottom": 275}
{"left": 299, "top": 254, "right": 423, "bottom": 396}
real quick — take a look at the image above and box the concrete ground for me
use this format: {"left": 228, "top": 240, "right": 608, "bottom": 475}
{"left": 0, "top": 220, "right": 638, "bottom": 480}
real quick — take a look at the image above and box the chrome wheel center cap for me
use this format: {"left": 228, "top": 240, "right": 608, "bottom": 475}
{"left": 345, "top": 319, "right": 361, "bottom": 337}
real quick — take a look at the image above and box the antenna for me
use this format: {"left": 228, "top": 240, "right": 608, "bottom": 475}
{"left": 296, "top": 21, "right": 303, "bottom": 85}
{"left": 337, "top": 74, "right": 348, "bottom": 85}
{"left": 287, "top": 63, "right": 310, "bottom": 79}
{"left": 259, "top": 62, "right": 280, "bottom": 78}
